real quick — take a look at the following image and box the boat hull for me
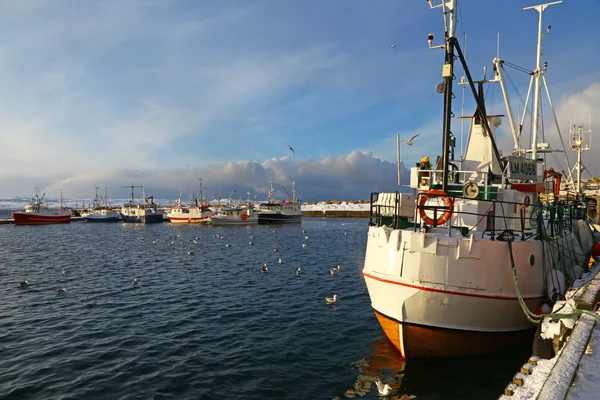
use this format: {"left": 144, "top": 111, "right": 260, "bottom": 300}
{"left": 362, "top": 225, "right": 556, "bottom": 358}
{"left": 12, "top": 212, "right": 71, "bottom": 225}
{"left": 120, "top": 212, "right": 163, "bottom": 224}
{"left": 373, "top": 309, "right": 535, "bottom": 358}
{"left": 211, "top": 217, "right": 258, "bottom": 226}
{"left": 168, "top": 217, "right": 211, "bottom": 224}
{"left": 83, "top": 211, "right": 120, "bottom": 222}
{"left": 257, "top": 213, "right": 301, "bottom": 224}
{"left": 84, "top": 216, "right": 120, "bottom": 222}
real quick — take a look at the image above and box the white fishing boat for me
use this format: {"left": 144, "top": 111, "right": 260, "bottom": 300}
{"left": 362, "top": 0, "right": 595, "bottom": 359}
{"left": 82, "top": 187, "right": 120, "bottom": 222}
{"left": 210, "top": 206, "right": 258, "bottom": 226}
{"left": 167, "top": 180, "right": 213, "bottom": 224}
{"left": 211, "top": 192, "right": 258, "bottom": 226}
{"left": 257, "top": 181, "right": 302, "bottom": 224}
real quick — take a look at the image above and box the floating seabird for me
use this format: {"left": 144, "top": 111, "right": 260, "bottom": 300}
{"left": 296, "top": 267, "right": 302, "bottom": 275}
{"left": 249, "top": 242, "right": 254, "bottom": 246}
{"left": 187, "top": 251, "right": 194, "bottom": 255}
{"left": 56, "top": 288, "right": 67, "bottom": 294}
{"left": 132, "top": 278, "right": 138, "bottom": 285}
{"left": 250, "top": 235, "right": 255, "bottom": 239}
{"left": 19, "top": 280, "right": 29, "bottom": 287}
{"left": 273, "top": 248, "right": 278, "bottom": 252}
{"left": 304, "top": 235, "right": 309, "bottom": 240}
{"left": 325, "top": 294, "right": 337, "bottom": 304}
{"left": 375, "top": 379, "right": 392, "bottom": 396}
{"left": 152, "top": 239, "right": 160, "bottom": 244}
{"left": 302, "top": 243, "right": 307, "bottom": 248}
{"left": 330, "top": 266, "right": 340, "bottom": 275}
{"left": 343, "top": 232, "right": 348, "bottom": 236}
{"left": 278, "top": 257, "right": 284, "bottom": 264}
{"left": 260, "top": 264, "right": 268, "bottom": 273}
{"left": 225, "top": 244, "right": 231, "bottom": 248}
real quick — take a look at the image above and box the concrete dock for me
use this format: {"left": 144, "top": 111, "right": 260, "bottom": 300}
{"left": 499, "top": 269, "right": 600, "bottom": 399}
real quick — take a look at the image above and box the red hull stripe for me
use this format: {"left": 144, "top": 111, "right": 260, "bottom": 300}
{"left": 363, "top": 271, "right": 543, "bottom": 301}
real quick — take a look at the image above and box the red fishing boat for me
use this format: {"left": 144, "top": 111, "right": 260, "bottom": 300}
{"left": 12, "top": 188, "right": 71, "bottom": 225}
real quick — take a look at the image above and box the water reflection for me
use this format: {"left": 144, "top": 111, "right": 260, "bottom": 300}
{"left": 344, "top": 336, "right": 414, "bottom": 399}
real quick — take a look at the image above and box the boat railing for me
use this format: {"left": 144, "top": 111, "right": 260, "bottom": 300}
{"left": 410, "top": 167, "right": 505, "bottom": 198}
{"left": 369, "top": 191, "right": 587, "bottom": 242}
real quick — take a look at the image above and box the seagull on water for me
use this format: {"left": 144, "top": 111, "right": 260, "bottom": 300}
{"left": 56, "top": 288, "right": 67, "bottom": 294}
{"left": 260, "top": 264, "right": 269, "bottom": 273}
{"left": 330, "top": 265, "right": 341, "bottom": 275}
{"left": 375, "top": 379, "right": 392, "bottom": 396}
{"left": 19, "top": 280, "right": 29, "bottom": 287}
{"left": 325, "top": 294, "right": 337, "bottom": 304}
{"left": 302, "top": 243, "right": 307, "bottom": 248}
{"left": 278, "top": 257, "right": 284, "bottom": 264}
{"left": 249, "top": 241, "right": 254, "bottom": 246}
{"left": 132, "top": 278, "right": 138, "bottom": 285}
{"left": 225, "top": 244, "right": 231, "bottom": 248}
{"left": 273, "top": 248, "right": 279, "bottom": 252}
{"left": 288, "top": 145, "right": 295, "bottom": 154}
{"left": 296, "top": 267, "right": 302, "bottom": 275}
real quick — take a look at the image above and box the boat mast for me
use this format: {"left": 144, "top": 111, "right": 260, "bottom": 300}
{"left": 267, "top": 180, "right": 275, "bottom": 202}
{"left": 428, "top": 0, "right": 457, "bottom": 192}
{"left": 94, "top": 186, "right": 100, "bottom": 207}
{"left": 123, "top": 183, "right": 142, "bottom": 204}
{"left": 522, "top": 1, "right": 561, "bottom": 161}
{"left": 569, "top": 123, "right": 592, "bottom": 194}
{"left": 291, "top": 181, "right": 298, "bottom": 202}
{"left": 198, "top": 178, "right": 203, "bottom": 205}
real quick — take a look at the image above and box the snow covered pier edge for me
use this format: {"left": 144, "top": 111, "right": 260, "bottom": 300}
{"left": 499, "top": 267, "right": 600, "bottom": 399}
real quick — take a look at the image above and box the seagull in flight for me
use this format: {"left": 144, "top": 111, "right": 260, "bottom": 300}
{"left": 405, "top": 133, "right": 420, "bottom": 146}
{"left": 389, "top": 44, "right": 397, "bottom": 48}
{"left": 288, "top": 145, "right": 295, "bottom": 154}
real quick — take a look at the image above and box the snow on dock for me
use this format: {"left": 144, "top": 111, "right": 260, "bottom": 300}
{"left": 499, "top": 265, "right": 600, "bottom": 400}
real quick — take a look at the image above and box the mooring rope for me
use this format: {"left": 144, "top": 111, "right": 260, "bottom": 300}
{"left": 506, "top": 238, "right": 600, "bottom": 324}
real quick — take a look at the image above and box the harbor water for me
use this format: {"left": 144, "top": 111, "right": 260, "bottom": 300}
{"left": 0, "top": 216, "right": 530, "bottom": 399}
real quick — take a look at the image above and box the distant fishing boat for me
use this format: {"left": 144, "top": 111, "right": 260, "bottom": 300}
{"left": 167, "top": 179, "right": 213, "bottom": 224}
{"left": 257, "top": 181, "right": 302, "bottom": 224}
{"left": 119, "top": 184, "right": 163, "bottom": 224}
{"left": 12, "top": 187, "right": 71, "bottom": 225}
{"left": 210, "top": 206, "right": 258, "bottom": 225}
{"left": 211, "top": 191, "right": 258, "bottom": 225}
{"left": 82, "top": 187, "right": 120, "bottom": 222}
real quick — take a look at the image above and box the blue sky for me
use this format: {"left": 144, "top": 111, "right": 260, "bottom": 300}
{"left": 0, "top": 0, "right": 599, "bottom": 201}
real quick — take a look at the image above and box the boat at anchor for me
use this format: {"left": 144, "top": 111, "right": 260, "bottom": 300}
{"left": 257, "top": 181, "right": 302, "bottom": 224}
{"left": 82, "top": 187, "right": 120, "bottom": 222}
{"left": 119, "top": 184, "right": 163, "bottom": 224}
{"left": 167, "top": 180, "right": 212, "bottom": 224}
{"left": 362, "top": 0, "right": 595, "bottom": 359}
{"left": 12, "top": 188, "right": 71, "bottom": 225}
